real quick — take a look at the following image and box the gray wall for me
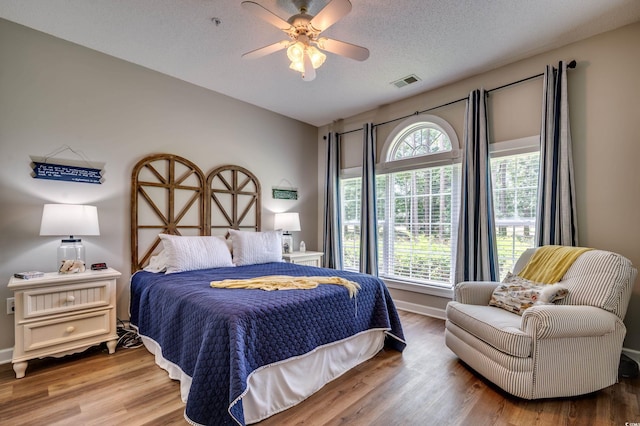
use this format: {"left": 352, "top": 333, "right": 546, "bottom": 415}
{"left": 318, "top": 22, "right": 640, "bottom": 352}
{"left": 0, "top": 19, "right": 318, "bottom": 356}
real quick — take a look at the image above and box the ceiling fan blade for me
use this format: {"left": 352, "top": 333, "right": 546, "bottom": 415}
{"left": 317, "top": 38, "right": 369, "bottom": 61}
{"left": 242, "top": 40, "right": 290, "bottom": 59}
{"left": 241, "top": 1, "right": 292, "bottom": 31}
{"left": 309, "top": 0, "right": 352, "bottom": 32}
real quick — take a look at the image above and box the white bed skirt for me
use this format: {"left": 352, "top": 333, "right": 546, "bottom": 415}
{"left": 139, "top": 328, "right": 386, "bottom": 424}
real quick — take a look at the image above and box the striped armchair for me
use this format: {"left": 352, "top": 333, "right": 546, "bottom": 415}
{"left": 445, "top": 248, "right": 637, "bottom": 399}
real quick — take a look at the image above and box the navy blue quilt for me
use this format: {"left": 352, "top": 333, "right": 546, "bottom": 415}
{"left": 130, "top": 262, "right": 405, "bottom": 425}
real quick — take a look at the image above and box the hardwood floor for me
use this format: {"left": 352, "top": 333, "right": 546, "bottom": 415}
{"left": 1, "top": 311, "right": 638, "bottom": 425}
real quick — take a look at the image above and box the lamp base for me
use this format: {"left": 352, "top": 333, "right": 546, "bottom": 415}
{"left": 59, "top": 259, "right": 86, "bottom": 274}
{"left": 58, "top": 238, "right": 86, "bottom": 274}
{"left": 282, "top": 233, "right": 293, "bottom": 254}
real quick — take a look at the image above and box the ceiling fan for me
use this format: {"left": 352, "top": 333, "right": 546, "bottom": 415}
{"left": 241, "top": 0, "right": 369, "bottom": 81}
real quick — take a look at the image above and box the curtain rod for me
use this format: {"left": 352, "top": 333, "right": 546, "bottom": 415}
{"left": 335, "top": 60, "right": 576, "bottom": 137}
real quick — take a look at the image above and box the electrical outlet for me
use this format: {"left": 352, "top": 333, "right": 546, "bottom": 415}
{"left": 7, "top": 297, "right": 14, "bottom": 315}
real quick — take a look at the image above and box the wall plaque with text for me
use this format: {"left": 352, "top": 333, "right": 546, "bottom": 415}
{"left": 32, "top": 162, "right": 103, "bottom": 184}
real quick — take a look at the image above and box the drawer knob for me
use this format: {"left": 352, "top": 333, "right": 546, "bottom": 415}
{"left": 66, "top": 326, "right": 76, "bottom": 333}
{"left": 66, "top": 295, "right": 75, "bottom": 303}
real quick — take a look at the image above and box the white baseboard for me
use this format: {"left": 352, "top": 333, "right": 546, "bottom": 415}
{"left": 622, "top": 348, "right": 640, "bottom": 365}
{"left": 395, "top": 300, "right": 446, "bottom": 320}
{"left": 0, "top": 347, "right": 13, "bottom": 365}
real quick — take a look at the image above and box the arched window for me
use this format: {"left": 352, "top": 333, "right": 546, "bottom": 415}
{"left": 340, "top": 115, "right": 462, "bottom": 290}
{"left": 389, "top": 123, "right": 452, "bottom": 160}
{"left": 377, "top": 115, "right": 461, "bottom": 287}
{"left": 381, "top": 115, "right": 459, "bottom": 170}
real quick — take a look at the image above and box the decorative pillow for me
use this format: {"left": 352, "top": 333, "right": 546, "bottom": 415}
{"left": 489, "top": 272, "right": 569, "bottom": 315}
{"left": 158, "top": 234, "right": 234, "bottom": 274}
{"left": 228, "top": 229, "right": 282, "bottom": 266}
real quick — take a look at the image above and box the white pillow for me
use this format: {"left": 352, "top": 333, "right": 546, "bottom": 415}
{"left": 228, "top": 229, "right": 282, "bottom": 266}
{"left": 158, "top": 234, "right": 234, "bottom": 274}
{"left": 143, "top": 249, "right": 169, "bottom": 273}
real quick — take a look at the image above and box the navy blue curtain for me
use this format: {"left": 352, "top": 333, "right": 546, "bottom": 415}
{"left": 323, "top": 132, "right": 343, "bottom": 269}
{"left": 455, "top": 88, "right": 499, "bottom": 283}
{"left": 359, "top": 123, "right": 378, "bottom": 275}
{"left": 536, "top": 61, "right": 578, "bottom": 246}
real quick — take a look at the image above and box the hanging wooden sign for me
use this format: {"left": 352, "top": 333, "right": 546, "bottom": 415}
{"left": 30, "top": 146, "right": 105, "bottom": 184}
{"left": 32, "top": 161, "right": 103, "bottom": 184}
{"left": 272, "top": 187, "right": 298, "bottom": 200}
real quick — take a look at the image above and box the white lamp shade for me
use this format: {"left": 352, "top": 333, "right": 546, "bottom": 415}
{"left": 274, "top": 212, "right": 301, "bottom": 232}
{"left": 40, "top": 204, "right": 100, "bottom": 237}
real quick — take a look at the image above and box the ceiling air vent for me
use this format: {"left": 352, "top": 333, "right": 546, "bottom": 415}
{"left": 391, "top": 74, "right": 421, "bottom": 88}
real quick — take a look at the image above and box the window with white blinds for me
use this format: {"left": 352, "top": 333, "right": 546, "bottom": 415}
{"left": 341, "top": 177, "right": 362, "bottom": 271}
{"left": 339, "top": 117, "right": 540, "bottom": 289}
{"left": 340, "top": 115, "right": 462, "bottom": 287}
{"left": 490, "top": 149, "right": 540, "bottom": 279}
{"left": 377, "top": 165, "right": 461, "bottom": 285}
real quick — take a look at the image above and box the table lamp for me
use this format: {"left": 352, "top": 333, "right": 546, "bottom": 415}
{"left": 274, "top": 212, "right": 300, "bottom": 254}
{"left": 39, "top": 204, "right": 100, "bottom": 273}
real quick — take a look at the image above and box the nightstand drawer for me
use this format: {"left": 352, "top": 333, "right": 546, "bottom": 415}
{"left": 292, "top": 258, "right": 321, "bottom": 266}
{"left": 282, "top": 251, "right": 324, "bottom": 267}
{"left": 22, "top": 280, "right": 111, "bottom": 319}
{"left": 22, "top": 310, "right": 111, "bottom": 352}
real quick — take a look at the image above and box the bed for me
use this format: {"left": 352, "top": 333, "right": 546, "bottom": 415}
{"left": 129, "top": 153, "right": 405, "bottom": 425}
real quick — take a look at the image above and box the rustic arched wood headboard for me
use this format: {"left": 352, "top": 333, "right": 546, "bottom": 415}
{"left": 131, "top": 153, "right": 261, "bottom": 272}
{"left": 207, "top": 164, "right": 262, "bottom": 235}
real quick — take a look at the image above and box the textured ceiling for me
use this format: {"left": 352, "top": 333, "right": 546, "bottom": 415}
{"left": 1, "top": 0, "right": 640, "bottom": 127}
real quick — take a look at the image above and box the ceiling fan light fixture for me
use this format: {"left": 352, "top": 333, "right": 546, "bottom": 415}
{"left": 242, "top": 0, "right": 367, "bottom": 82}
{"left": 288, "top": 42, "right": 325, "bottom": 80}
{"left": 286, "top": 41, "right": 305, "bottom": 63}
{"left": 289, "top": 59, "right": 305, "bottom": 73}
{"left": 307, "top": 46, "right": 326, "bottom": 69}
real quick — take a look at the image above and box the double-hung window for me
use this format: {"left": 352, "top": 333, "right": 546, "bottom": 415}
{"left": 341, "top": 177, "right": 362, "bottom": 270}
{"left": 490, "top": 137, "right": 540, "bottom": 279}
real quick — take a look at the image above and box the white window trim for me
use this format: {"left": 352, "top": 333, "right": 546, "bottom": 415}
{"left": 383, "top": 277, "right": 454, "bottom": 298}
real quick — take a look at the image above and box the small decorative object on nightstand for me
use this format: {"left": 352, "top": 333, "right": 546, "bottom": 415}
{"left": 8, "top": 268, "right": 120, "bottom": 379}
{"left": 282, "top": 250, "right": 323, "bottom": 267}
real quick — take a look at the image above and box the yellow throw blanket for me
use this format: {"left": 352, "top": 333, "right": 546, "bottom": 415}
{"left": 210, "top": 275, "right": 361, "bottom": 298}
{"left": 518, "top": 245, "right": 593, "bottom": 284}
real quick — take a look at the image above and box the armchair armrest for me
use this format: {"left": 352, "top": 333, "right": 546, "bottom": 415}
{"left": 521, "top": 305, "right": 620, "bottom": 339}
{"left": 454, "top": 281, "right": 500, "bottom": 305}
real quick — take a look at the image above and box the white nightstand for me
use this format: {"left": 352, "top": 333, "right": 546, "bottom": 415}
{"left": 8, "top": 268, "right": 121, "bottom": 378}
{"left": 282, "top": 251, "right": 324, "bottom": 267}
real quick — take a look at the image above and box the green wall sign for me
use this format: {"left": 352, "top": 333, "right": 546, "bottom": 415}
{"left": 272, "top": 188, "right": 298, "bottom": 200}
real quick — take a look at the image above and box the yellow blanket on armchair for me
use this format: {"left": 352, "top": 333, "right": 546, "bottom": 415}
{"left": 210, "top": 275, "right": 361, "bottom": 298}
{"left": 518, "top": 245, "right": 593, "bottom": 284}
